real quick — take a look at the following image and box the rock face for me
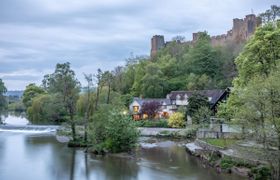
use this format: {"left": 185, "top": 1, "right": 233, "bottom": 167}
{"left": 151, "top": 14, "right": 261, "bottom": 57}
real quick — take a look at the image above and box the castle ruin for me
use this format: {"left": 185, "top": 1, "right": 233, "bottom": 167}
{"left": 151, "top": 14, "right": 261, "bottom": 57}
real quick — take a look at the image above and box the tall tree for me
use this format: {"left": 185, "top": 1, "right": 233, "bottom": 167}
{"left": 83, "top": 73, "right": 93, "bottom": 143}
{"left": 0, "top": 79, "right": 7, "bottom": 111}
{"left": 94, "top": 69, "right": 103, "bottom": 111}
{"left": 101, "top": 71, "right": 113, "bottom": 104}
{"left": 43, "top": 62, "right": 80, "bottom": 141}
{"left": 141, "top": 63, "right": 166, "bottom": 98}
{"left": 22, "top": 83, "right": 45, "bottom": 108}
{"left": 234, "top": 22, "right": 280, "bottom": 87}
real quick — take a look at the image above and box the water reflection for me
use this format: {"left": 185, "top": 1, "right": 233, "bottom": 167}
{"left": 0, "top": 114, "right": 245, "bottom": 180}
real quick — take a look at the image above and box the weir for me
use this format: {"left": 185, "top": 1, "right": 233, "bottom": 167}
{"left": 0, "top": 124, "right": 60, "bottom": 133}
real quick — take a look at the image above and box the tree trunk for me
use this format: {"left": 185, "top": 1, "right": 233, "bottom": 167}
{"left": 84, "top": 86, "right": 90, "bottom": 143}
{"left": 95, "top": 85, "right": 100, "bottom": 111}
{"left": 106, "top": 83, "right": 111, "bottom": 104}
{"left": 84, "top": 115, "right": 88, "bottom": 143}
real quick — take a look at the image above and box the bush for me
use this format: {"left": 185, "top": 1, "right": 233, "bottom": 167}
{"left": 251, "top": 166, "right": 271, "bottom": 180}
{"left": 89, "top": 107, "right": 139, "bottom": 153}
{"left": 168, "top": 112, "right": 185, "bottom": 128}
{"left": 192, "top": 106, "right": 212, "bottom": 125}
{"left": 135, "top": 119, "right": 168, "bottom": 128}
{"left": 220, "top": 157, "right": 235, "bottom": 170}
{"left": 105, "top": 112, "right": 140, "bottom": 153}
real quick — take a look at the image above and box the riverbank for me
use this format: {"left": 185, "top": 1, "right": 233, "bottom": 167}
{"left": 185, "top": 139, "right": 272, "bottom": 179}
{"left": 137, "top": 127, "right": 197, "bottom": 138}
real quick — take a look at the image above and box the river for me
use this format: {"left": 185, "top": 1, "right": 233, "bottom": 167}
{"left": 0, "top": 113, "right": 243, "bottom": 180}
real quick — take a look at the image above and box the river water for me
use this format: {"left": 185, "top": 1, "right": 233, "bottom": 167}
{"left": 0, "top": 114, "right": 243, "bottom": 180}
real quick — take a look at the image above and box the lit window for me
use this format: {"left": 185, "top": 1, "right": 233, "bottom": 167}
{"left": 133, "top": 106, "right": 139, "bottom": 112}
{"left": 143, "top": 114, "right": 148, "bottom": 119}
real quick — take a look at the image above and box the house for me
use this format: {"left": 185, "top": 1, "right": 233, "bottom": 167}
{"left": 129, "top": 98, "right": 175, "bottom": 120}
{"left": 167, "top": 88, "right": 231, "bottom": 112}
{"left": 129, "top": 88, "right": 231, "bottom": 120}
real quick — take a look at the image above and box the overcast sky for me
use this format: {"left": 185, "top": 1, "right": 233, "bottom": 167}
{"left": 0, "top": 0, "right": 279, "bottom": 90}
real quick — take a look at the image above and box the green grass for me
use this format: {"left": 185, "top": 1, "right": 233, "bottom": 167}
{"left": 204, "top": 138, "right": 238, "bottom": 148}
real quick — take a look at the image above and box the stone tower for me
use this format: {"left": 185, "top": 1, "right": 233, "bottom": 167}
{"left": 232, "top": 14, "right": 261, "bottom": 43}
{"left": 150, "top": 35, "right": 165, "bottom": 58}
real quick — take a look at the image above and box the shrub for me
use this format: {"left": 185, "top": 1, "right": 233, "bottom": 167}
{"left": 251, "top": 166, "right": 271, "bottom": 180}
{"left": 168, "top": 112, "right": 185, "bottom": 128}
{"left": 105, "top": 111, "right": 140, "bottom": 153}
{"left": 135, "top": 119, "right": 168, "bottom": 128}
{"left": 192, "top": 106, "right": 212, "bottom": 125}
{"left": 89, "top": 107, "right": 139, "bottom": 153}
{"left": 220, "top": 157, "right": 235, "bottom": 170}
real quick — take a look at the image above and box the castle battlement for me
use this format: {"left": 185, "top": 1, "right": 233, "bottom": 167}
{"left": 151, "top": 14, "right": 261, "bottom": 57}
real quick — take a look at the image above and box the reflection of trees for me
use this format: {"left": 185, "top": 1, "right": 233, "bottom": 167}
{"left": 87, "top": 154, "right": 139, "bottom": 180}
{"left": 70, "top": 149, "right": 76, "bottom": 180}
{"left": 84, "top": 153, "right": 89, "bottom": 180}
{"left": 24, "top": 135, "right": 75, "bottom": 180}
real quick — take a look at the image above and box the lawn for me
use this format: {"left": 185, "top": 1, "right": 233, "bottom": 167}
{"left": 203, "top": 138, "right": 238, "bottom": 148}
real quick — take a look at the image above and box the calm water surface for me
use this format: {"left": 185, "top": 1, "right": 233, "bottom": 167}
{"left": 0, "top": 114, "right": 244, "bottom": 180}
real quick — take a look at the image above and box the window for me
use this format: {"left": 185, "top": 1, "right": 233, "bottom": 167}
{"left": 133, "top": 106, "right": 139, "bottom": 112}
{"left": 143, "top": 114, "right": 148, "bottom": 119}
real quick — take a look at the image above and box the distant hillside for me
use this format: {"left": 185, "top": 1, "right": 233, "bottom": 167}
{"left": 5, "top": 91, "right": 24, "bottom": 97}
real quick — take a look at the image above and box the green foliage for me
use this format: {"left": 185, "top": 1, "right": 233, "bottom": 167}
{"left": 234, "top": 22, "right": 280, "bottom": 87}
{"left": 168, "top": 112, "right": 185, "bottom": 128}
{"left": 220, "top": 157, "right": 252, "bottom": 169}
{"left": 134, "top": 119, "right": 168, "bottom": 128}
{"left": 141, "top": 63, "right": 166, "bottom": 98}
{"left": 0, "top": 79, "right": 7, "bottom": 111}
{"left": 105, "top": 112, "right": 139, "bottom": 153}
{"left": 204, "top": 139, "right": 238, "bottom": 148}
{"left": 42, "top": 62, "right": 80, "bottom": 140}
{"left": 251, "top": 166, "right": 272, "bottom": 180}
{"left": 8, "top": 101, "right": 25, "bottom": 112}
{"left": 186, "top": 93, "right": 210, "bottom": 118}
{"left": 89, "top": 106, "right": 139, "bottom": 153}
{"left": 27, "top": 94, "right": 67, "bottom": 124}
{"left": 22, "top": 83, "right": 45, "bottom": 108}
{"left": 192, "top": 106, "right": 212, "bottom": 125}
{"left": 110, "top": 31, "right": 241, "bottom": 98}
{"left": 259, "top": 5, "right": 280, "bottom": 24}
{"left": 220, "top": 20, "right": 280, "bottom": 177}
{"left": 184, "top": 33, "right": 222, "bottom": 79}
{"left": 186, "top": 73, "right": 211, "bottom": 90}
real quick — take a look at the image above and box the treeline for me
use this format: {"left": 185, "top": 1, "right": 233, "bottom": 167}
{"left": 217, "top": 6, "right": 280, "bottom": 178}
{"left": 110, "top": 32, "right": 241, "bottom": 98}
{"left": 23, "top": 63, "right": 138, "bottom": 153}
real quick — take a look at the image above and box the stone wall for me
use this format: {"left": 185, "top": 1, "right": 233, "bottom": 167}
{"left": 196, "top": 130, "right": 241, "bottom": 139}
{"left": 150, "top": 14, "right": 261, "bottom": 57}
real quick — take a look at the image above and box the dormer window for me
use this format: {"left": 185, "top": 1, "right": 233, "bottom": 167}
{"left": 176, "top": 95, "right": 180, "bottom": 100}
{"left": 184, "top": 94, "right": 188, "bottom": 100}
{"left": 133, "top": 106, "right": 139, "bottom": 112}
{"left": 208, "top": 97, "right": 212, "bottom": 101}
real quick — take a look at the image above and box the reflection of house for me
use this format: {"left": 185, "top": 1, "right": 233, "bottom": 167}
{"left": 129, "top": 88, "right": 230, "bottom": 120}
